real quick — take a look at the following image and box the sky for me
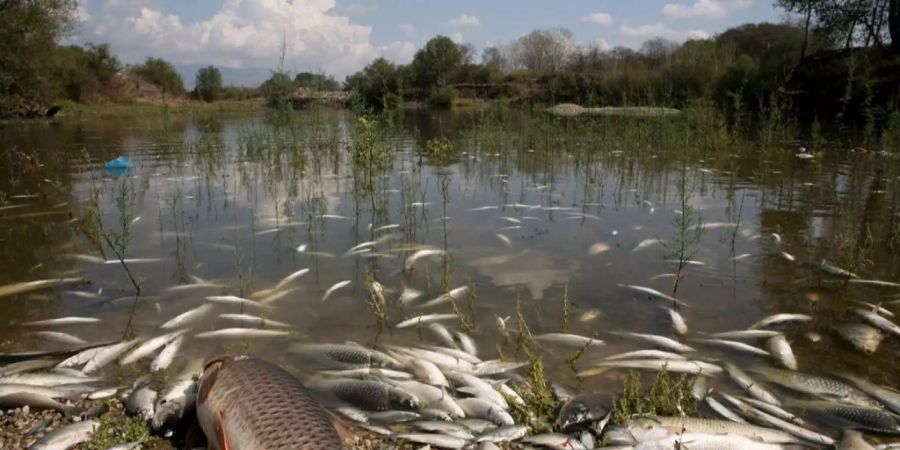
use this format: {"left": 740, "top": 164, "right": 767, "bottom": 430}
{"left": 73, "top": 0, "right": 787, "bottom": 87}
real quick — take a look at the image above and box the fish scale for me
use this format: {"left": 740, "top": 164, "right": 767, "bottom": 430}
{"left": 198, "top": 355, "right": 344, "bottom": 450}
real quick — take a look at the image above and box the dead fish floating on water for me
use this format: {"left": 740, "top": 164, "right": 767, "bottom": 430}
{"left": 197, "top": 354, "right": 344, "bottom": 450}
{"left": 0, "top": 277, "right": 85, "bottom": 299}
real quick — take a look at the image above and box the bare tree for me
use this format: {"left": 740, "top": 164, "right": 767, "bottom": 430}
{"left": 513, "top": 28, "right": 579, "bottom": 73}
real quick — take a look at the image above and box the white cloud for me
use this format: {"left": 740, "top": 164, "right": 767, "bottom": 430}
{"left": 619, "top": 23, "right": 710, "bottom": 41}
{"left": 663, "top": 0, "right": 727, "bottom": 19}
{"left": 593, "top": 38, "right": 612, "bottom": 52}
{"left": 581, "top": 12, "right": 613, "bottom": 26}
{"left": 377, "top": 41, "right": 416, "bottom": 64}
{"left": 732, "top": 0, "right": 753, "bottom": 8}
{"left": 77, "top": 0, "right": 391, "bottom": 79}
{"left": 448, "top": 14, "right": 480, "bottom": 28}
{"left": 449, "top": 32, "right": 465, "bottom": 44}
{"left": 399, "top": 23, "right": 415, "bottom": 37}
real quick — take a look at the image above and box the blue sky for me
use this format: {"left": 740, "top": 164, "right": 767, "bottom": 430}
{"left": 74, "top": 1, "right": 787, "bottom": 86}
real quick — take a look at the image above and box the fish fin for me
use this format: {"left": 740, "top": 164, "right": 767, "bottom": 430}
{"left": 215, "top": 410, "right": 231, "bottom": 450}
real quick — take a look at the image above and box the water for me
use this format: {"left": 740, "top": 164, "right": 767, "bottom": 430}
{"left": 1, "top": 109, "right": 899, "bottom": 406}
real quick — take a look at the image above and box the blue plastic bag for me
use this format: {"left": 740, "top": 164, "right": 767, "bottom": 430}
{"left": 104, "top": 156, "right": 134, "bottom": 170}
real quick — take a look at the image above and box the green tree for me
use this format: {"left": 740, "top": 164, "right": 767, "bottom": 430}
{"left": 131, "top": 57, "right": 185, "bottom": 97}
{"left": 294, "top": 72, "right": 340, "bottom": 90}
{"left": 409, "top": 36, "right": 464, "bottom": 89}
{"left": 195, "top": 65, "right": 223, "bottom": 102}
{"left": 261, "top": 70, "right": 294, "bottom": 108}
{"left": 0, "top": 0, "right": 77, "bottom": 105}
{"left": 344, "top": 57, "right": 401, "bottom": 109}
{"left": 53, "top": 43, "right": 121, "bottom": 101}
{"left": 777, "top": 0, "right": 898, "bottom": 53}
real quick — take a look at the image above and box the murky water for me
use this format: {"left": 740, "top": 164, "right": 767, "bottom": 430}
{"left": 1, "top": 109, "right": 899, "bottom": 406}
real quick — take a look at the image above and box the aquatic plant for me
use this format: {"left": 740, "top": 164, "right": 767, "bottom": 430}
{"left": 665, "top": 161, "right": 703, "bottom": 297}
{"left": 510, "top": 356, "right": 560, "bottom": 433}
{"left": 81, "top": 410, "right": 158, "bottom": 450}
{"left": 611, "top": 369, "right": 697, "bottom": 425}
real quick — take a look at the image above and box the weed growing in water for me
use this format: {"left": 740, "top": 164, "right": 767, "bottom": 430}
{"left": 665, "top": 161, "right": 703, "bottom": 297}
{"left": 510, "top": 356, "right": 560, "bottom": 433}
{"left": 611, "top": 370, "right": 697, "bottom": 425}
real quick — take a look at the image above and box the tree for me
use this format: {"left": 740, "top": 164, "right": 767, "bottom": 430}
{"left": 514, "top": 28, "right": 578, "bottom": 73}
{"left": 195, "top": 66, "right": 223, "bottom": 102}
{"left": 0, "top": 0, "right": 77, "bottom": 103}
{"left": 261, "top": 70, "right": 294, "bottom": 107}
{"left": 640, "top": 38, "right": 680, "bottom": 66}
{"left": 295, "top": 72, "right": 340, "bottom": 90}
{"left": 132, "top": 57, "right": 185, "bottom": 96}
{"left": 53, "top": 43, "right": 121, "bottom": 101}
{"left": 345, "top": 57, "right": 401, "bottom": 109}
{"left": 777, "top": 0, "right": 898, "bottom": 53}
{"left": 409, "top": 36, "right": 464, "bottom": 89}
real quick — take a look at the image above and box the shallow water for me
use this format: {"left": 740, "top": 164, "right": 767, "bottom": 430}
{"left": 1, "top": 109, "right": 899, "bottom": 412}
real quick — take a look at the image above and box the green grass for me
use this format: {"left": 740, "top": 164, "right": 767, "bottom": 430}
{"left": 510, "top": 356, "right": 560, "bottom": 433}
{"left": 81, "top": 406, "right": 159, "bottom": 450}
{"left": 611, "top": 370, "right": 697, "bottom": 425}
{"left": 54, "top": 98, "right": 264, "bottom": 120}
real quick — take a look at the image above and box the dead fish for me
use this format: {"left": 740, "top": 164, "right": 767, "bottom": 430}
{"left": 205, "top": 295, "right": 270, "bottom": 308}
{"left": 616, "top": 331, "right": 695, "bottom": 353}
{"left": 27, "top": 331, "right": 86, "bottom": 345}
{"left": 600, "top": 350, "right": 686, "bottom": 362}
{"left": 24, "top": 316, "right": 100, "bottom": 327}
{"left": 84, "top": 340, "right": 141, "bottom": 374}
{"left": 855, "top": 308, "right": 900, "bottom": 337}
{"left": 751, "top": 367, "right": 880, "bottom": 408}
{"left": 409, "top": 359, "right": 449, "bottom": 387}
{"left": 533, "top": 333, "right": 604, "bottom": 347}
{"left": 198, "top": 355, "right": 344, "bottom": 449}
{"left": 0, "top": 359, "right": 57, "bottom": 377}
{"left": 126, "top": 385, "right": 157, "bottom": 421}
{"left": 588, "top": 242, "right": 610, "bottom": 255}
{"left": 618, "top": 284, "right": 687, "bottom": 306}
{"left": 195, "top": 328, "right": 290, "bottom": 339}
{"left": 838, "top": 430, "right": 876, "bottom": 450}
{"left": 103, "top": 258, "right": 162, "bottom": 265}
{"left": 709, "top": 329, "right": 781, "bottom": 340}
{"left": 847, "top": 278, "right": 900, "bottom": 288}
{"left": 396, "top": 314, "right": 458, "bottom": 328}
{"left": 475, "top": 425, "right": 528, "bottom": 443}
{"left": 693, "top": 338, "right": 769, "bottom": 356}
{"left": 555, "top": 393, "right": 610, "bottom": 431}
{"left": 750, "top": 313, "right": 812, "bottom": 329}
{"left": 663, "top": 307, "right": 688, "bottom": 335}
{"left": 522, "top": 433, "right": 588, "bottom": 450}
{"left": 454, "top": 331, "right": 478, "bottom": 357}
{"left": 780, "top": 251, "right": 796, "bottom": 262}
{"left": 705, "top": 395, "right": 747, "bottom": 423}
{"left": 837, "top": 322, "right": 884, "bottom": 354}
{"left": 28, "top": 420, "right": 99, "bottom": 450}
{"left": 164, "top": 282, "right": 225, "bottom": 293}
{"left": 766, "top": 335, "right": 798, "bottom": 370}
{"left": 308, "top": 378, "right": 417, "bottom": 412}
{"left": 417, "top": 286, "right": 470, "bottom": 309}
{"left": 836, "top": 373, "right": 900, "bottom": 414}
{"left": 723, "top": 363, "right": 781, "bottom": 406}
{"left": 785, "top": 400, "right": 900, "bottom": 435}
{"left": 426, "top": 323, "right": 458, "bottom": 349}
{"left": 579, "top": 359, "right": 722, "bottom": 376}
{"left": 718, "top": 395, "right": 834, "bottom": 445}
{"left": 0, "top": 392, "right": 82, "bottom": 416}
{"left": 815, "top": 260, "right": 858, "bottom": 278}
{"left": 151, "top": 378, "right": 197, "bottom": 431}
{"left": 322, "top": 280, "right": 352, "bottom": 302}
{"left": 292, "top": 343, "right": 399, "bottom": 370}
{"left": 0, "top": 277, "right": 85, "bottom": 299}
{"left": 405, "top": 249, "right": 446, "bottom": 271}
{"left": 457, "top": 398, "right": 514, "bottom": 425}
{"left": 151, "top": 335, "right": 184, "bottom": 372}
{"left": 398, "top": 287, "right": 424, "bottom": 306}
{"left": 411, "top": 421, "right": 475, "bottom": 439}
{"left": 218, "top": 313, "right": 290, "bottom": 328}
{"left": 120, "top": 331, "right": 185, "bottom": 365}
{"left": 395, "top": 433, "right": 469, "bottom": 449}
{"left": 632, "top": 238, "right": 664, "bottom": 252}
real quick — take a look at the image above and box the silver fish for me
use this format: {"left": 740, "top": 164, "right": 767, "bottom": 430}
{"left": 405, "top": 249, "right": 446, "bottom": 271}
{"left": 694, "top": 338, "right": 769, "bottom": 356}
{"left": 417, "top": 286, "right": 470, "bottom": 309}
{"left": 396, "top": 314, "right": 458, "bottom": 328}
{"left": 751, "top": 367, "right": 881, "bottom": 407}
{"left": 475, "top": 425, "right": 528, "bottom": 442}
{"left": 160, "top": 304, "right": 214, "bottom": 329}
{"left": 855, "top": 308, "right": 900, "bottom": 337}
{"left": 24, "top": 316, "right": 100, "bottom": 327}
{"left": 785, "top": 400, "right": 900, "bottom": 435}
{"left": 151, "top": 378, "right": 197, "bottom": 431}
{"left": 150, "top": 335, "right": 184, "bottom": 372}
{"left": 322, "top": 280, "right": 352, "bottom": 302}
{"left": 28, "top": 420, "right": 99, "bottom": 450}
{"left": 445, "top": 372, "right": 508, "bottom": 409}
{"left": 454, "top": 331, "right": 478, "bottom": 357}
{"left": 617, "top": 332, "right": 695, "bottom": 353}
{"left": 218, "top": 313, "right": 290, "bottom": 328}
{"left": 521, "top": 433, "right": 587, "bottom": 450}
{"left": 120, "top": 330, "right": 185, "bottom": 365}
{"left": 579, "top": 359, "right": 722, "bottom": 376}
{"left": 838, "top": 430, "right": 876, "bottom": 450}
{"left": 709, "top": 329, "right": 782, "bottom": 340}
{"left": 398, "top": 287, "right": 424, "bottom": 306}
{"left": 394, "top": 433, "right": 470, "bottom": 449}
{"left": 618, "top": 284, "right": 687, "bottom": 306}
{"left": 412, "top": 421, "right": 475, "bottom": 439}
{"left": 0, "top": 372, "right": 100, "bottom": 386}
{"left": 750, "top": 313, "right": 812, "bottom": 329}
{"left": 767, "top": 335, "right": 798, "bottom": 370}
{"left": 534, "top": 333, "right": 604, "bottom": 347}
{"left": 410, "top": 359, "right": 450, "bottom": 387}
{"left": 427, "top": 323, "right": 458, "bottom": 349}
{"left": 27, "top": 331, "right": 86, "bottom": 345}
{"left": 837, "top": 322, "right": 884, "bottom": 354}
{"left": 310, "top": 378, "right": 418, "bottom": 411}
{"left": 705, "top": 395, "right": 747, "bottom": 423}
{"left": 194, "top": 328, "right": 290, "bottom": 339}
{"left": 0, "top": 392, "right": 81, "bottom": 416}
{"left": 838, "top": 373, "right": 900, "bottom": 414}
{"left": 382, "top": 378, "right": 464, "bottom": 417}
{"left": 664, "top": 307, "right": 688, "bottom": 335}
{"left": 601, "top": 349, "right": 686, "bottom": 361}
{"left": 205, "top": 295, "right": 270, "bottom": 308}
{"left": 723, "top": 363, "right": 781, "bottom": 405}
{"left": 125, "top": 385, "right": 157, "bottom": 421}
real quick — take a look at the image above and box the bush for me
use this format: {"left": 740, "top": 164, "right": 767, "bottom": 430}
{"left": 131, "top": 57, "right": 185, "bottom": 96}
{"left": 195, "top": 66, "right": 223, "bottom": 102}
{"left": 428, "top": 85, "right": 457, "bottom": 108}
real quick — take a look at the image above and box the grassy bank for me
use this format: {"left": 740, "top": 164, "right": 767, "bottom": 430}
{"left": 54, "top": 98, "right": 265, "bottom": 120}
